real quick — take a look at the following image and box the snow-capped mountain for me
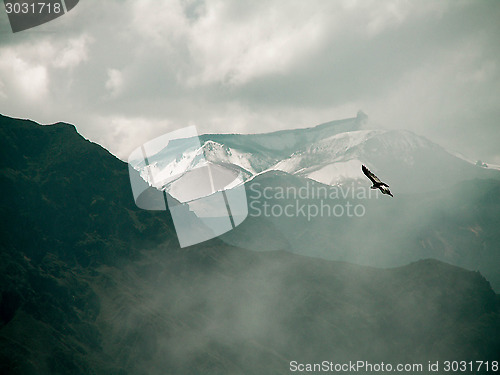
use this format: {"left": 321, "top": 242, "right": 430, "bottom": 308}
{"left": 131, "top": 112, "right": 365, "bottom": 199}
{"left": 125, "top": 112, "right": 500, "bottom": 290}
{"left": 198, "top": 111, "right": 367, "bottom": 175}
{"left": 267, "top": 129, "right": 459, "bottom": 189}
{"left": 201, "top": 122, "right": 499, "bottom": 193}
{"left": 132, "top": 111, "right": 499, "bottom": 199}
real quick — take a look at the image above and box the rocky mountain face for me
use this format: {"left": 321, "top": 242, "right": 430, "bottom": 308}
{"left": 0, "top": 114, "right": 499, "bottom": 374}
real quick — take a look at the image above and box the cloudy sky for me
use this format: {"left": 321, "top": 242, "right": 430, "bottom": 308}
{"left": 0, "top": 0, "right": 499, "bottom": 162}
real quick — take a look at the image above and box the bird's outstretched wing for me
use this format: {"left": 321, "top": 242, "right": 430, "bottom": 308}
{"left": 362, "top": 165, "right": 388, "bottom": 186}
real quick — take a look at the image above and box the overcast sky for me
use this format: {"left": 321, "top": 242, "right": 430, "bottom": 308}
{"left": 0, "top": 0, "right": 499, "bottom": 162}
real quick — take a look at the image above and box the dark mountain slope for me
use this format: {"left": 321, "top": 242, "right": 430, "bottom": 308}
{"left": 0, "top": 115, "right": 178, "bottom": 374}
{"left": 0, "top": 114, "right": 175, "bottom": 265}
{"left": 0, "top": 114, "right": 499, "bottom": 374}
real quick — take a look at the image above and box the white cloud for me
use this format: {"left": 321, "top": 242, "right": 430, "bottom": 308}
{"left": 0, "top": 0, "right": 498, "bottom": 163}
{"left": 131, "top": 0, "right": 189, "bottom": 44}
{"left": 0, "top": 49, "right": 49, "bottom": 100}
{"left": 105, "top": 68, "right": 125, "bottom": 97}
{"left": 185, "top": 1, "right": 328, "bottom": 86}
{"left": 0, "top": 80, "right": 6, "bottom": 99}
{"left": 53, "top": 35, "right": 92, "bottom": 69}
{"left": 364, "top": 33, "right": 500, "bottom": 159}
{"left": 364, "top": 0, "right": 410, "bottom": 36}
{"left": 89, "top": 115, "right": 176, "bottom": 159}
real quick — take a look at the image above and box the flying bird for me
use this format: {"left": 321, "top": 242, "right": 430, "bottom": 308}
{"left": 362, "top": 165, "right": 393, "bottom": 197}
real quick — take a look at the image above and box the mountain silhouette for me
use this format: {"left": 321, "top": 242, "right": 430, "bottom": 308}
{"left": 0, "top": 114, "right": 499, "bottom": 374}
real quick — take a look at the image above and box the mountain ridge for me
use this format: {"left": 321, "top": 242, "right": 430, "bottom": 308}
{"left": 1, "top": 114, "right": 499, "bottom": 374}
{"left": 132, "top": 112, "right": 499, "bottom": 199}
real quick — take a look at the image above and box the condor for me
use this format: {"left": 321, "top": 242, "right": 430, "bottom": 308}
{"left": 362, "top": 165, "right": 393, "bottom": 197}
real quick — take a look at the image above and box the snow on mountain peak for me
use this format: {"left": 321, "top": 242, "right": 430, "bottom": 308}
{"left": 131, "top": 114, "right": 479, "bottom": 197}
{"left": 312, "top": 130, "right": 383, "bottom": 154}
{"left": 265, "top": 129, "right": 442, "bottom": 186}
{"left": 202, "top": 140, "right": 256, "bottom": 176}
